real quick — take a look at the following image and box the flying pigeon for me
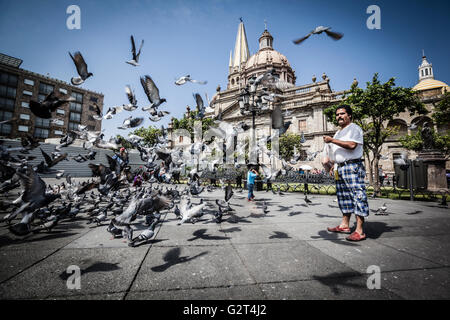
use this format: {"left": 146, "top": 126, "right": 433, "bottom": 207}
{"left": 92, "top": 103, "right": 103, "bottom": 120}
{"left": 123, "top": 85, "right": 138, "bottom": 111}
{"left": 126, "top": 35, "right": 144, "bottom": 66}
{"left": 69, "top": 51, "right": 93, "bottom": 85}
{"left": 118, "top": 116, "right": 144, "bottom": 129}
{"left": 141, "top": 75, "right": 166, "bottom": 111}
{"left": 103, "top": 105, "right": 124, "bottom": 120}
{"left": 29, "top": 92, "right": 75, "bottom": 119}
{"left": 293, "top": 26, "right": 343, "bottom": 45}
{"left": 175, "top": 75, "right": 207, "bottom": 86}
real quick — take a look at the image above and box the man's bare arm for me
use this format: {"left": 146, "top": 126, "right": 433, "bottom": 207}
{"left": 323, "top": 136, "right": 357, "bottom": 150}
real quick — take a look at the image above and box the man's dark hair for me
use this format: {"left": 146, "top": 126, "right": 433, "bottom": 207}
{"left": 336, "top": 104, "right": 353, "bottom": 119}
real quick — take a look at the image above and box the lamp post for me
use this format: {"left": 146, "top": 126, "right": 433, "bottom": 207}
{"left": 238, "top": 76, "right": 270, "bottom": 166}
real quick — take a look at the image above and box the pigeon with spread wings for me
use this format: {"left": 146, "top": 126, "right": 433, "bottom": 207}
{"left": 69, "top": 51, "right": 93, "bottom": 85}
{"left": 126, "top": 35, "right": 144, "bottom": 66}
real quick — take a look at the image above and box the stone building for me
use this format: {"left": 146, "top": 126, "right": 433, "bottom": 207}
{"left": 378, "top": 53, "right": 449, "bottom": 173}
{"left": 169, "top": 20, "right": 347, "bottom": 169}
{"left": 0, "top": 52, "right": 103, "bottom": 141}
{"left": 168, "top": 21, "right": 448, "bottom": 174}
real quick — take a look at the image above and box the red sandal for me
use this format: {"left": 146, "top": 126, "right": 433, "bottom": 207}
{"left": 327, "top": 226, "right": 352, "bottom": 234}
{"left": 346, "top": 232, "right": 367, "bottom": 241}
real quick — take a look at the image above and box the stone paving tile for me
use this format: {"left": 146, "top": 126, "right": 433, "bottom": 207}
{"left": 0, "top": 247, "right": 147, "bottom": 299}
{"left": 126, "top": 284, "right": 266, "bottom": 300}
{"left": 130, "top": 245, "right": 255, "bottom": 292}
{"left": 234, "top": 241, "right": 360, "bottom": 283}
{"left": 259, "top": 277, "right": 404, "bottom": 300}
{"left": 306, "top": 238, "right": 441, "bottom": 274}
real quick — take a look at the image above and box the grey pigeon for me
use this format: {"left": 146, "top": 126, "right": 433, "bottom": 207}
{"left": 141, "top": 75, "right": 166, "bottom": 111}
{"left": 69, "top": 51, "right": 93, "bottom": 85}
{"left": 293, "top": 26, "right": 343, "bottom": 44}
{"left": 126, "top": 35, "right": 144, "bottom": 66}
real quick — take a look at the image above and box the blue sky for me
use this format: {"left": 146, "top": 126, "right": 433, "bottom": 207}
{"left": 1, "top": 0, "right": 449, "bottom": 139}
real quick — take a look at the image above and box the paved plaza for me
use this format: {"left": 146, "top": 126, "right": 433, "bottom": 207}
{"left": 0, "top": 179, "right": 449, "bottom": 300}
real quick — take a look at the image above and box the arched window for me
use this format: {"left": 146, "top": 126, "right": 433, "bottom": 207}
{"left": 231, "top": 79, "right": 235, "bottom": 85}
{"left": 386, "top": 119, "right": 408, "bottom": 140}
{"left": 421, "top": 70, "right": 424, "bottom": 77}
{"left": 425, "top": 69, "right": 429, "bottom": 76}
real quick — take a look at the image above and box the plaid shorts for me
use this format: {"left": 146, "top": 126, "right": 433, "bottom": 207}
{"left": 335, "top": 162, "right": 369, "bottom": 217}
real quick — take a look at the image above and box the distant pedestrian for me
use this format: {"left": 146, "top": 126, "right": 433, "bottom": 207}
{"left": 378, "top": 165, "right": 385, "bottom": 185}
{"left": 247, "top": 166, "right": 259, "bottom": 201}
{"left": 322, "top": 105, "right": 369, "bottom": 241}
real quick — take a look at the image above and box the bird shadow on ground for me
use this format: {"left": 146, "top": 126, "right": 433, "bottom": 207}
{"left": 312, "top": 271, "right": 365, "bottom": 295}
{"left": 363, "top": 222, "right": 402, "bottom": 239}
{"left": 288, "top": 211, "right": 303, "bottom": 216}
{"left": 328, "top": 204, "right": 340, "bottom": 209}
{"left": 315, "top": 213, "right": 340, "bottom": 218}
{"left": 269, "top": 231, "right": 291, "bottom": 239}
{"left": 58, "top": 262, "right": 121, "bottom": 281}
{"left": 187, "top": 229, "right": 230, "bottom": 242}
{"left": 277, "top": 205, "right": 293, "bottom": 212}
{"left": 227, "top": 214, "right": 252, "bottom": 224}
{"left": 404, "top": 210, "right": 423, "bottom": 215}
{"left": 310, "top": 231, "right": 358, "bottom": 246}
{"left": 219, "top": 227, "right": 241, "bottom": 233}
{"left": 151, "top": 247, "right": 209, "bottom": 272}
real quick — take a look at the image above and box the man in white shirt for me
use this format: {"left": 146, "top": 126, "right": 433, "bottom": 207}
{"left": 322, "top": 105, "right": 369, "bottom": 241}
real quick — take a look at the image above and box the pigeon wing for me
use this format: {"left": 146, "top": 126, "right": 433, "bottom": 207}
{"left": 194, "top": 93, "right": 204, "bottom": 110}
{"left": 17, "top": 167, "right": 46, "bottom": 203}
{"left": 125, "top": 86, "right": 137, "bottom": 105}
{"left": 40, "top": 148, "right": 53, "bottom": 167}
{"left": 141, "top": 75, "right": 160, "bottom": 104}
{"left": 70, "top": 51, "right": 89, "bottom": 78}
{"left": 324, "top": 29, "right": 343, "bottom": 40}
{"left": 130, "top": 35, "right": 137, "bottom": 59}
{"left": 293, "top": 33, "right": 312, "bottom": 44}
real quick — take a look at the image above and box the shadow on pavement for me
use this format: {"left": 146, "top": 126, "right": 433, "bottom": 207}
{"left": 312, "top": 271, "right": 364, "bottom": 295}
{"left": 151, "top": 247, "right": 209, "bottom": 272}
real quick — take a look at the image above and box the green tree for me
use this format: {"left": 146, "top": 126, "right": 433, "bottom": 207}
{"left": 115, "top": 135, "right": 133, "bottom": 150}
{"left": 324, "top": 73, "right": 427, "bottom": 195}
{"left": 132, "top": 126, "right": 161, "bottom": 146}
{"left": 172, "top": 110, "right": 215, "bottom": 143}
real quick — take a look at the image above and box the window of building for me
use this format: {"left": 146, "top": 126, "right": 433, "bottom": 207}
{"left": 24, "top": 79, "right": 34, "bottom": 86}
{"left": 56, "top": 109, "right": 65, "bottom": 115}
{"left": 0, "top": 73, "right": 18, "bottom": 86}
{"left": 20, "top": 113, "right": 30, "bottom": 120}
{"left": 0, "top": 123, "right": 12, "bottom": 135}
{"left": 425, "top": 69, "right": 428, "bottom": 76}
{"left": 298, "top": 119, "right": 307, "bottom": 132}
{"left": 18, "top": 125, "right": 29, "bottom": 132}
{"left": 90, "top": 96, "right": 98, "bottom": 103}
{"left": 68, "top": 122, "right": 79, "bottom": 131}
{"left": 70, "top": 101, "right": 82, "bottom": 112}
{"left": 0, "top": 85, "right": 16, "bottom": 98}
{"left": 21, "top": 101, "right": 29, "bottom": 108}
{"left": 39, "top": 82, "right": 54, "bottom": 95}
{"left": 54, "top": 130, "right": 63, "bottom": 135}
{"left": 34, "top": 128, "right": 49, "bottom": 138}
{"left": 71, "top": 91, "right": 83, "bottom": 103}
{"left": 87, "top": 125, "right": 96, "bottom": 131}
{"left": 0, "top": 110, "right": 13, "bottom": 121}
{"left": 23, "top": 90, "right": 33, "bottom": 97}
{"left": 59, "top": 88, "right": 68, "bottom": 94}
{"left": 70, "top": 112, "right": 81, "bottom": 122}
{"left": 0, "top": 97, "right": 15, "bottom": 111}
{"left": 35, "top": 117, "right": 50, "bottom": 128}
{"left": 53, "top": 119, "right": 64, "bottom": 126}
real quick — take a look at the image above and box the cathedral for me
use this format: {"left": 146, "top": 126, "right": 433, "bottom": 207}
{"left": 168, "top": 20, "right": 449, "bottom": 174}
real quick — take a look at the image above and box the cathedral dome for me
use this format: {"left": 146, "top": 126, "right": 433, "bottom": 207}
{"left": 245, "top": 48, "right": 291, "bottom": 70}
{"left": 413, "top": 78, "right": 449, "bottom": 92}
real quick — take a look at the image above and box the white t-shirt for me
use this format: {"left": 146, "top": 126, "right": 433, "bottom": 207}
{"left": 329, "top": 123, "right": 364, "bottom": 163}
